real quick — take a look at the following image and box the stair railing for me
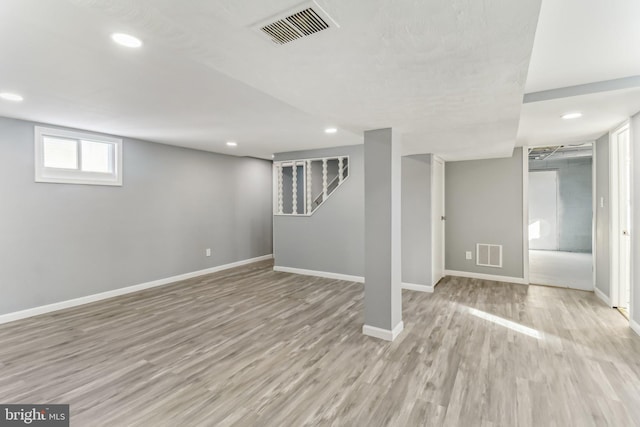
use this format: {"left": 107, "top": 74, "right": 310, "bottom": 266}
{"left": 273, "top": 156, "right": 349, "bottom": 216}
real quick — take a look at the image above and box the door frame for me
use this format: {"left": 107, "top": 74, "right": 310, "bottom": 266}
{"left": 431, "top": 155, "right": 445, "bottom": 286}
{"left": 610, "top": 121, "right": 631, "bottom": 311}
{"left": 522, "top": 143, "right": 596, "bottom": 288}
{"left": 522, "top": 148, "right": 529, "bottom": 283}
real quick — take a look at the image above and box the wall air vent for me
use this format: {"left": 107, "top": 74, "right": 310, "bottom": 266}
{"left": 253, "top": 1, "right": 339, "bottom": 45}
{"left": 476, "top": 244, "right": 503, "bottom": 268}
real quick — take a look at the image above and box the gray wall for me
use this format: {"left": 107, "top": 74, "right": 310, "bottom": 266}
{"left": 594, "top": 134, "right": 610, "bottom": 298}
{"left": 273, "top": 145, "right": 364, "bottom": 277}
{"left": 631, "top": 113, "right": 640, "bottom": 328}
{"left": 273, "top": 145, "right": 435, "bottom": 286}
{"left": 445, "top": 148, "right": 524, "bottom": 278}
{"left": 0, "top": 116, "right": 273, "bottom": 316}
{"left": 402, "top": 154, "right": 432, "bottom": 286}
{"left": 529, "top": 156, "right": 593, "bottom": 252}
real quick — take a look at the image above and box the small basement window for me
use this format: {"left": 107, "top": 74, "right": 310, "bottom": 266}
{"left": 35, "top": 126, "right": 122, "bottom": 186}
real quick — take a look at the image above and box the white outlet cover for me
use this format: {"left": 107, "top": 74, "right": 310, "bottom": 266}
{"left": 466, "top": 251, "right": 472, "bottom": 260}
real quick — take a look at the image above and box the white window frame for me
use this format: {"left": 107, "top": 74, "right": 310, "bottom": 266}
{"left": 35, "top": 126, "right": 123, "bottom": 186}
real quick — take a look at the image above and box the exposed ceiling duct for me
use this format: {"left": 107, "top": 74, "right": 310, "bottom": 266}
{"left": 528, "top": 144, "right": 593, "bottom": 161}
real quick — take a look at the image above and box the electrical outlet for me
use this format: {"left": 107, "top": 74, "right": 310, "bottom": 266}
{"left": 465, "top": 251, "right": 472, "bottom": 260}
{"left": 205, "top": 248, "right": 211, "bottom": 257}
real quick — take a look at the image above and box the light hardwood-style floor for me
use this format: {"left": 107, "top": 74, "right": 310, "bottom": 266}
{"left": 1, "top": 260, "right": 639, "bottom": 426}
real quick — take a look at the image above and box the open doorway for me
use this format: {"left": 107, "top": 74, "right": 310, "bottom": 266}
{"left": 527, "top": 144, "right": 594, "bottom": 290}
{"left": 610, "top": 122, "right": 632, "bottom": 319}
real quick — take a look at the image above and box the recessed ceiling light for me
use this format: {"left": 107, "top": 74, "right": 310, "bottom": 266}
{"left": 226, "top": 141, "right": 237, "bottom": 147}
{"left": 111, "top": 33, "right": 143, "bottom": 48}
{"left": 325, "top": 127, "right": 337, "bottom": 134}
{"left": 0, "top": 92, "right": 23, "bottom": 102}
{"left": 561, "top": 112, "right": 582, "bottom": 120}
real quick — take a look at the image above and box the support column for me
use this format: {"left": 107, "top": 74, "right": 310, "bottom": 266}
{"left": 363, "top": 128, "right": 403, "bottom": 341}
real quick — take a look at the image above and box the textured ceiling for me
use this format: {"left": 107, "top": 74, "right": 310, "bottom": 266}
{"left": 0, "top": 0, "right": 541, "bottom": 160}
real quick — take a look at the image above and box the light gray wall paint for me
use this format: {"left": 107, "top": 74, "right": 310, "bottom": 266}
{"left": 273, "top": 146, "right": 434, "bottom": 291}
{"left": 273, "top": 145, "right": 364, "bottom": 277}
{"left": 631, "top": 113, "right": 640, "bottom": 328}
{"left": 445, "top": 148, "right": 524, "bottom": 278}
{"left": 0, "top": 116, "right": 273, "bottom": 316}
{"left": 529, "top": 156, "right": 593, "bottom": 252}
{"left": 402, "top": 154, "right": 432, "bottom": 286}
{"left": 363, "top": 128, "right": 402, "bottom": 331}
{"left": 594, "top": 133, "right": 610, "bottom": 298}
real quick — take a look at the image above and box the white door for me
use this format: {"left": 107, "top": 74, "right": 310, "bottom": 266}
{"left": 528, "top": 170, "right": 559, "bottom": 250}
{"left": 432, "top": 157, "right": 445, "bottom": 285}
{"left": 614, "top": 125, "right": 632, "bottom": 310}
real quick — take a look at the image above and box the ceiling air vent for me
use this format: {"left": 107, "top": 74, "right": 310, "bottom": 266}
{"left": 253, "top": 1, "right": 339, "bottom": 45}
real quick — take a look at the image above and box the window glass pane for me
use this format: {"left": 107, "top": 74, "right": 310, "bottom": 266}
{"left": 43, "top": 136, "right": 78, "bottom": 169}
{"left": 81, "top": 140, "right": 112, "bottom": 173}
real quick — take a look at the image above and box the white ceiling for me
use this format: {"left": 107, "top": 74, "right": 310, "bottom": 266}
{"left": 0, "top": 0, "right": 541, "bottom": 160}
{"left": 525, "top": 0, "right": 640, "bottom": 93}
{"left": 517, "top": 88, "right": 640, "bottom": 147}
{"left": 517, "top": 0, "right": 640, "bottom": 148}
{"left": 0, "top": 0, "right": 361, "bottom": 159}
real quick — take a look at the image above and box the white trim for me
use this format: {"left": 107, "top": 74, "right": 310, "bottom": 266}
{"left": 628, "top": 117, "right": 635, "bottom": 330}
{"left": 273, "top": 265, "right": 364, "bottom": 283}
{"left": 275, "top": 155, "right": 350, "bottom": 164}
{"left": 610, "top": 128, "right": 620, "bottom": 307}
{"left": 0, "top": 254, "right": 273, "bottom": 325}
{"left": 630, "top": 319, "right": 640, "bottom": 337}
{"left": 592, "top": 145, "right": 598, "bottom": 292}
{"left": 431, "top": 155, "right": 445, "bottom": 285}
{"left": 362, "top": 321, "right": 404, "bottom": 341}
{"left": 34, "top": 126, "right": 123, "bottom": 186}
{"left": 272, "top": 162, "right": 279, "bottom": 215}
{"left": 609, "top": 129, "right": 617, "bottom": 307}
{"left": 594, "top": 286, "right": 611, "bottom": 306}
{"left": 522, "top": 147, "right": 530, "bottom": 283}
{"left": 401, "top": 282, "right": 434, "bottom": 293}
{"left": 273, "top": 213, "right": 312, "bottom": 217}
{"left": 610, "top": 122, "right": 631, "bottom": 309}
{"left": 444, "top": 269, "right": 527, "bottom": 285}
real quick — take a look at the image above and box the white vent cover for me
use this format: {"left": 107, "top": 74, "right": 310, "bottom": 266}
{"left": 476, "top": 244, "right": 502, "bottom": 268}
{"left": 252, "top": 1, "right": 339, "bottom": 45}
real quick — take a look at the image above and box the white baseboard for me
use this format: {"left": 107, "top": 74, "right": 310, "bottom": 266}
{"left": 0, "top": 254, "right": 273, "bottom": 325}
{"left": 362, "top": 321, "right": 404, "bottom": 341}
{"left": 273, "top": 266, "right": 365, "bottom": 283}
{"left": 594, "top": 287, "right": 611, "bottom": 307}
{"left": 401, "top": 282, "right": 434, "bottom": 293}
{"left": 444, "top": 269, "right": 527, "bottom": 285}
{"left": 630, "top": 319, "right": 640, "bottom": 337}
